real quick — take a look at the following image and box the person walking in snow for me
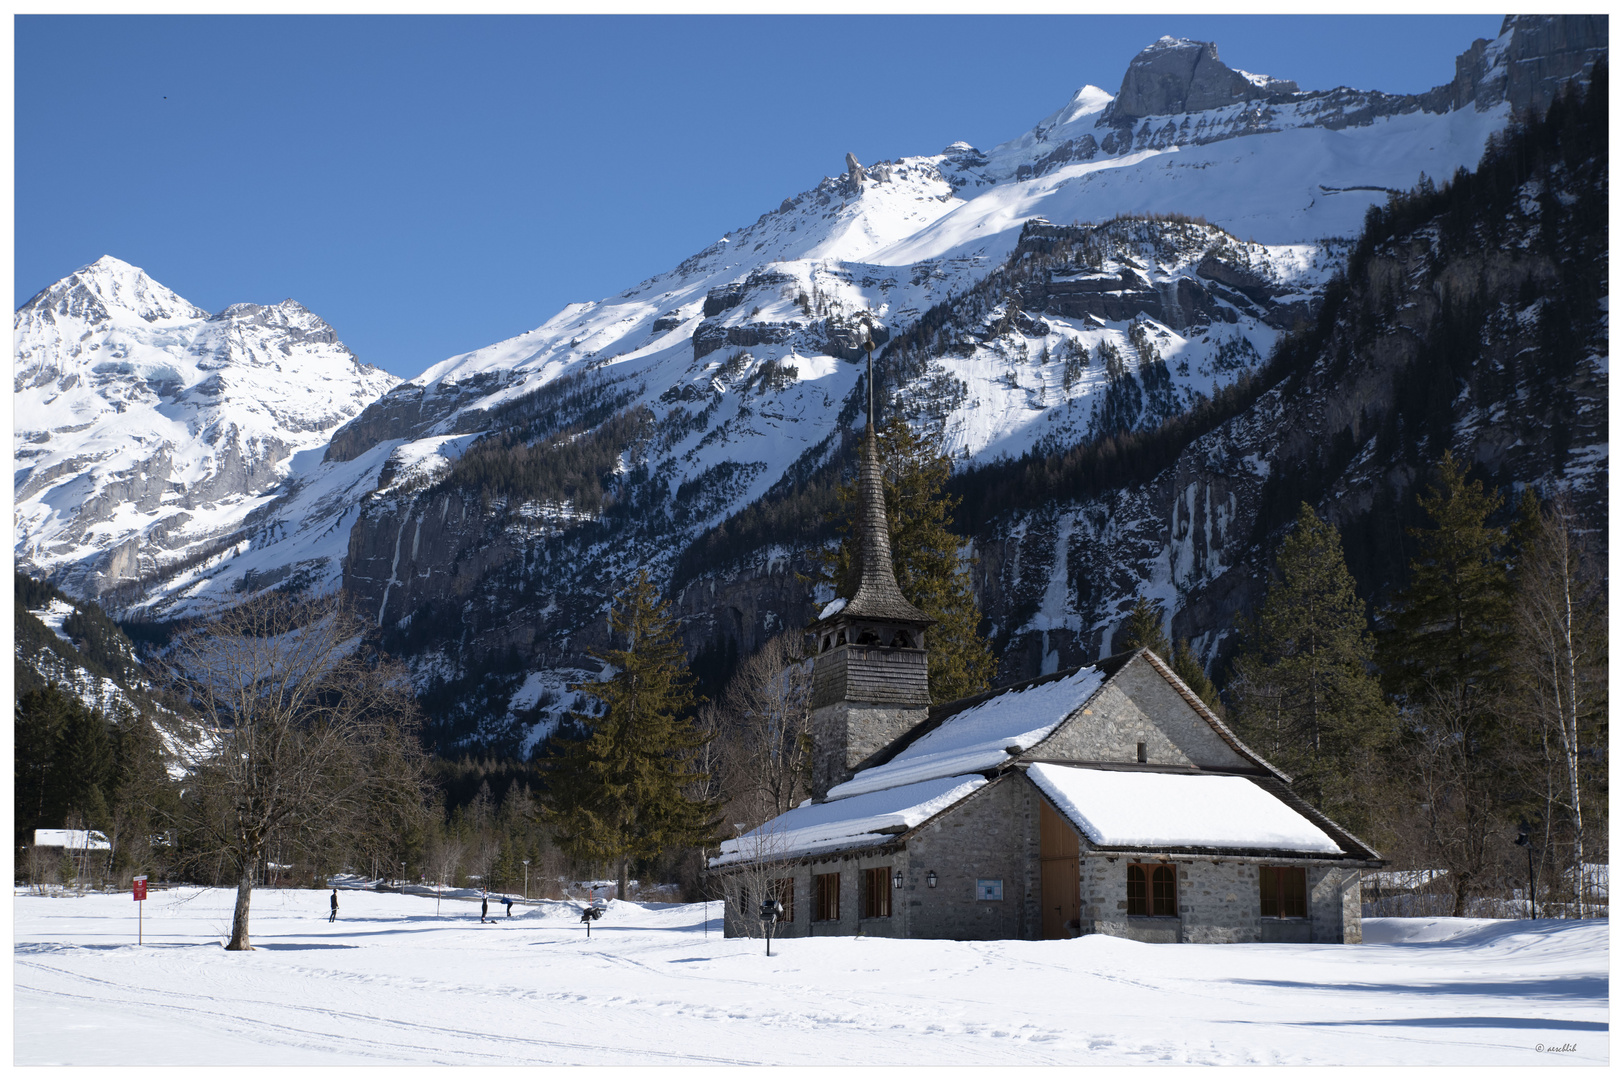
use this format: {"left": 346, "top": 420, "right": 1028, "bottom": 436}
{"left": 481, "top": 896, "right": 488, "bottom": 924}
{"left": 505, "top": 897, "right": 514, "bottom": 918}
{"left": 329, "top": 889, "right": 339, "bottom": 923}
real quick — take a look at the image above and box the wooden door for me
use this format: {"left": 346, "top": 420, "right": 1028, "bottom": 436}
{"left": 1040, "top": 799, "right": 1081, "bottom": 939}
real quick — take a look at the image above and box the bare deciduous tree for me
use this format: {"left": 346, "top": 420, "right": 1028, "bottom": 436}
{"left": 701, "top": 634, "right": 814, "bottom": 831}
{"left": 169, "top": 592, "right": 423, "bottom": 950}
{"left": 1509, "top": 493, "right": 1607, "bottom": 916}
{"left": 712, "top": 826, "right": 796, "bottom": 940}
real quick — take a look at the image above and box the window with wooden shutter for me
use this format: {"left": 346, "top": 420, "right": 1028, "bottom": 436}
{"left": 862, "top": 866, "right": 892, "bottom": 918}
{"left": 814, "top": 873, "right": 840, "bottom": 922}
{"left": 1127, "top": 864, "right": 1148, "bottom": 916}
{"left": 772, "top": 878, "right": 795, "bottom": 923}
{"left": 1260, "top": 866, "right": 1307, "bottom": 919}
{"left": 1128, "top": 863, "right": 1177, "bottom": 916}
{"left": 1150, "top": 865, "right": 1177, "bottom": 916}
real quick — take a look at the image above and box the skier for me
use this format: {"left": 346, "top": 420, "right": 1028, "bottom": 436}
{"left": 481, "top": 895, "right": 488, "bottom": 924}
{"left": 329, "top": 889, "right": 339, "bottom": 923}
{"left": 506, "top": 897, "right": 514, "bottom": 918}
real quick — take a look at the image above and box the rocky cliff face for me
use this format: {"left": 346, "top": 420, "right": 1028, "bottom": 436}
{"left": 1093, "top": 16, "right": 1606, "bottom": 158}
{"left": 971, "top": 72, "right": 1608, "bottom": 682}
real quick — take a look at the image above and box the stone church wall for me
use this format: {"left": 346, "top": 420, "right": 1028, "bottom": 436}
{"left": 901, "top": 777, "right": 1042, "bottom": 940}
{"left": 1078, "top": 854, "right": 1362, "bottom": 944}
{"left": 1032, "top": 656, "right": 1251, "bottom": 769}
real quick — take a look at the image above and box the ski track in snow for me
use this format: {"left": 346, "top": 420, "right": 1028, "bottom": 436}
{"left": 13, "top": 889, "right": 1608, "bottom": 1066}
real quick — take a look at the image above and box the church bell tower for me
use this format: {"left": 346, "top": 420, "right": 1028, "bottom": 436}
{"left": 807, "top": 334, "right": 933, "bottom": 800}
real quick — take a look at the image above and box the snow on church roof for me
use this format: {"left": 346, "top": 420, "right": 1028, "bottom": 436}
{"left": 826, "top": 666, "right": 1106, "bottom": 800}
{"left": 711, "top": 775, "right": 987, "bottom": 866}
{"left": 1027, "top": 764, "right": 1342, "bottom": 853}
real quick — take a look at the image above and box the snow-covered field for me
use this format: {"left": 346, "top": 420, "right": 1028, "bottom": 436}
{"left": 13, "top": 887, "right": 1607, "bottom": 1065}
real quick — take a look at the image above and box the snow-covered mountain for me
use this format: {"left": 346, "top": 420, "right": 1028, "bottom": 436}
{"left": 14, "top": 256, "right": 398, "bottom": 604}
{"left": 15, "top": 15, "right": 1605, "bottom": 756}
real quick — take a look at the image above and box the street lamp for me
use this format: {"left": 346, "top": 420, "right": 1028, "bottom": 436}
{"left": 522, "top": 858, "right": 530, "bottom": 901}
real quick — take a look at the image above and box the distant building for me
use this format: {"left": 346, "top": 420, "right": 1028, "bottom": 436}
{"left": 711, "top": 355, "right": 1382, "bottom": 944}
{"left": 32, "top": 829, "right": 111, "bottom": 853}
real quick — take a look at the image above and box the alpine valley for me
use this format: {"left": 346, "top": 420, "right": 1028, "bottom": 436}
{"left": 14, "top": 16, "right": 1607, "bottom": 757}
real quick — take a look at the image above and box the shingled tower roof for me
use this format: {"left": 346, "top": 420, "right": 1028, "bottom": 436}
{"left": 841, "top": 337, "right": 931, "bottom": 625}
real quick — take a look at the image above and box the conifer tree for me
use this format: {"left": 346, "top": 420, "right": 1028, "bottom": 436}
{"left": 1116, "top": 596, "right": 1170, "bottom": 657}
{"left": 823, "top": 415, "right": 995, "bottom": 704}
{"left": 1229, "top": 504, "right": 1394, "bottom": 834}
{"left": 1170, "top": 638, "right": 1223, "bottom": 714}
{"left": 546, "top": 571, "right": 719, "bottom": 900}
{"left": 1378, "top": 453, "right": 1514, "bottom": 914}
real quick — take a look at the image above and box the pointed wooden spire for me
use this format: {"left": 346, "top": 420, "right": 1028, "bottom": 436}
{"left": 843, "top": 332, "right": 929, "bottom": 624}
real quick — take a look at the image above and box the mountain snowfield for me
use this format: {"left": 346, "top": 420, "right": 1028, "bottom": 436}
{"left": 14, "top": 255, "right": 397, "bottom": 604}
{"left": 13, "top": 17, "right": 1605, "bottom": 752}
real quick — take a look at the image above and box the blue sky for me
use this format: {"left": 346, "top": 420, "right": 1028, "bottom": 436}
{"left": 15, "top": 14, "right": 1505, "bottom": 380}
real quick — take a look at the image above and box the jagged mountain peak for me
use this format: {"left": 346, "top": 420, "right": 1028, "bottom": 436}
{"left": 21, "top": 254, "right": 207, "bottom": 327}
{"left": 1108, "top": 36, "right": 1300, "bottom": 122}
{"left": 14, "top": 259, "right": 398, "bottom": 605}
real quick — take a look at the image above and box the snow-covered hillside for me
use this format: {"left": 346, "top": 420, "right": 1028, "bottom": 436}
{"left": 13, "top": 256, "right": 398, "bottom": 604}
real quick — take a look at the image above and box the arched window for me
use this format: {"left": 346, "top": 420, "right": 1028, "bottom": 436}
{"left": 1127, "top": 865, "right": 1147, "bottom": 916}
{"left": 1128, "top": 863, "right": 1177, "bottom": 917}
{"left": 1151, "top": 865, "right": 1177, "bottom": 916}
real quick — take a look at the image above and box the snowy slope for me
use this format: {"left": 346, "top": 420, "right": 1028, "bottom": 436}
{"left": 14, "top": 256, "right": 399, "bottom": 604}
{"left": 337, "top": 21, "right": 1519, "bottom": 481}
{"left": 13, "top": 890, "right": 1610, "bottom": 1065}
{"left": 315, "top": 19, "right": 1564, "bottom": 746}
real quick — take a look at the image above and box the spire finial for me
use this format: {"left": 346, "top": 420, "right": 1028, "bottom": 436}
{"left": 864, "top": 326, "right": 875, "bottom": 436}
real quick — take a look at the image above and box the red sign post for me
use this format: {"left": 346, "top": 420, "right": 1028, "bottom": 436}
{"left": 133, "top": 876, "right": 147, "bottom": 944}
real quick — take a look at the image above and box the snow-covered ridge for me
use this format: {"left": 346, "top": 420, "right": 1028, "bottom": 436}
{"left": 14, "top": 255, "right": 399, "bottom": 603}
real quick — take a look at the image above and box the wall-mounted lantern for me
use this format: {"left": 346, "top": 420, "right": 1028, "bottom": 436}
{"left": 892, "top": 869, "right": 904, "bottom": 890}
{"left": 926, "top": 871, "right": 938, "bottom": 889}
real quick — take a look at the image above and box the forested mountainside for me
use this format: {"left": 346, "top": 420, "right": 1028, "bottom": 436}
{"left": 14, "top": 16, "right": 1606, "bottom": 758}
{"left": 676, "top": 67, "right": 1607, "bottom": 696}
{"left": 13, "top": 572, "right": 202, "bottom": 849}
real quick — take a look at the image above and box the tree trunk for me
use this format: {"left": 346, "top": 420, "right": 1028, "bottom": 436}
{"left": 226, "top": 860, "right": 256, "bottom": 950}
{"left": 618, "top": 859, "right": 630, "bottom": 903}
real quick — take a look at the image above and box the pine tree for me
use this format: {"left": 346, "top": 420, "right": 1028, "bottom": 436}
{"left": 1117, "top": 596, "right": 1170, "bottom": 657}
{"left": 546, "top": 571, "right": 720, "bottom": 900}
{"left": 1170, "top": 638, "right": 1222, "bottom": 714}
{"left": 1228, "top": 503, "right": 1394, "bottom": 835}
{"left": 823, "top": 415, "right": 995, "bottom": 703}
{"left": 1378, "top": 452, "right": 1514, "bottom": 915}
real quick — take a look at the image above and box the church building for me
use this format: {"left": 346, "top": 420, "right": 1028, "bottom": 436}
{"left": 710, "top": 352, "right": 1382, "bottom": 944}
